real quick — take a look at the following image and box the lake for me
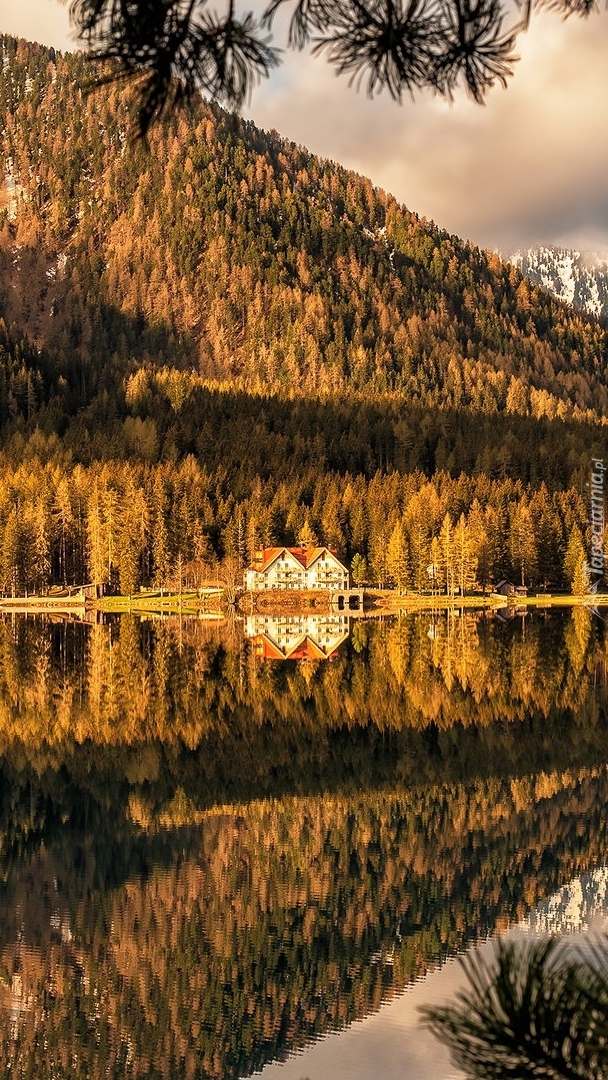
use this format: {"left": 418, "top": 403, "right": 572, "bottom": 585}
{"left": 0, "top": 607, "right": 607, "bottom": 1078}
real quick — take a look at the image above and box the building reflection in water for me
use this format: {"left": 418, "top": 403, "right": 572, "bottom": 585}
{"left": 245, "top": 613, "right": 350, "bottom": 660}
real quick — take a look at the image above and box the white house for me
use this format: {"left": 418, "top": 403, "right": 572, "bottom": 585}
{"left": 244, "top": 547, "right": 349, "bottom": 591}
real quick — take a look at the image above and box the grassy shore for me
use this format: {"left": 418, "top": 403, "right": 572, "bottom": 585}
{"left": 1, "top": 588, "right": 607, "bottom": 617}
{"left": 0, "top": 597, "right": 88, "bottom": 613}
{"left": 365, "top": 590, "right": 608, "bottom": 613}
{"left": 95, "top": 588, "right": 225, "bottom": 616}
{"left": 91, "top": 587, "right": 608, "bottom": 617}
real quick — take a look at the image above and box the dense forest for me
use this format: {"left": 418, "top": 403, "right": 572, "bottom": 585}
{"left": 3, "top": 42, "right": 608, "bottom": 1078}
{"left": 0, "top": 451, "right": 600, "bottom": 595}
{"left": 0, "top": 34, "right": 607, "bottom": 594}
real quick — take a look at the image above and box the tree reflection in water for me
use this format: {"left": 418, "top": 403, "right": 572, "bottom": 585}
{"left": 0, "top": 609, "right": 606, "bottom": 1079}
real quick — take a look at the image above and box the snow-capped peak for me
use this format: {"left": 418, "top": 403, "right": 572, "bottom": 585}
{"left": 509, "top": 245, "right": 608, "bottom": 319}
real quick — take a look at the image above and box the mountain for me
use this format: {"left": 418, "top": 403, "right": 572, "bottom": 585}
{"left": 510, "top": 246, "right": 608, "bottom": 320}
{"left": 0, "top": 34, "right": 606, "bottom": 596}
{"left": 1, "top": 34, "right": 607, "bottom": 423}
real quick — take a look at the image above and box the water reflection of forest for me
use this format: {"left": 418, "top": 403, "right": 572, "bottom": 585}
{"left": 0, "top": 607, "right": 604, "bottom": 753}
{"left": 2, "top": 770, "right": 608, "bottom": 1080}
{"left": 0, "top": 611, "right": 607, "bottom": 1078}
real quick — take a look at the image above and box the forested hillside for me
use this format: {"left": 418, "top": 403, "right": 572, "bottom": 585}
{"left": 0, "top": 34, "right": 607, "bottom": 593}
{"left": 2, "top": 36, "right": 607, "bottom": 414}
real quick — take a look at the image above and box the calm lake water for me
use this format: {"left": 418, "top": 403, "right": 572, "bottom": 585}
{"left": 0, "top": 607, "right": 607, "bottom": 1078}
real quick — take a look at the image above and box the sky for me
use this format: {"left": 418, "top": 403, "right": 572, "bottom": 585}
{"left": 249, "top": 944, "right": 467, "bottom": 1080}
{"left": 250, "top": 912, "right": 608, "bottom": 1080}
{"left": 2, "top": 0, "right": 608, "bottom": 254}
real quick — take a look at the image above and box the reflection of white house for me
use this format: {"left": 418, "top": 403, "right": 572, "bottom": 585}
{"left": 245, "top": 613, "right": 350, "bottom": 660}
{"left": 244, "top": 547, "right": 349, "bottom": 591}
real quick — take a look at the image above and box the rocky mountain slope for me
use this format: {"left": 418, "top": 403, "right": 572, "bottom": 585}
{"left": 510, "top": 246, "right": 608, "bottom": 320}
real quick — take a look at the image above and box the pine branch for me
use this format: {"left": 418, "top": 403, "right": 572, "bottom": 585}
{"left": 421, "top": 936, "right": 608, "bottom": 1080}
{"left": 66, "top": 0, "right": 602, "bottom": 134}
{"left": 69, "top": 0, "right": 280, "bottom": 135}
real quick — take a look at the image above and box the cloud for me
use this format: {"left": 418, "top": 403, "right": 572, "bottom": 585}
{"left": 244, "top": 9, "right": 608, "bottom": 253}
{"left": 2, "top": 1, "right": 608, "bottom": 252}
{"left": 1, "top": 0, "right": 74, "bottom": 51}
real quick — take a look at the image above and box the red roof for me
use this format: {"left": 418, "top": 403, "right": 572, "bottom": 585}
{"left": 251, "top": 546, "right": 342, "bottom": 573}
{"left": 253, "top": 634, "right": 342, "bottom": 661}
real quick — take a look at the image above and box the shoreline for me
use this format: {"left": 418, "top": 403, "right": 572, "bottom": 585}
{"left": 0, "top": 588, "right": 607, "bottom": 616}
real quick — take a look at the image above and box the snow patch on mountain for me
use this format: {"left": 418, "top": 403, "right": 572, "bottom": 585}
{"left": 521, "top": 866, "right": 608, "bottom": 936}
{"left": 509, "top": 246, "right": 608, "bottom": 319}
{"left": 3, "top": 158, "right": 27, "bottom": 221}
